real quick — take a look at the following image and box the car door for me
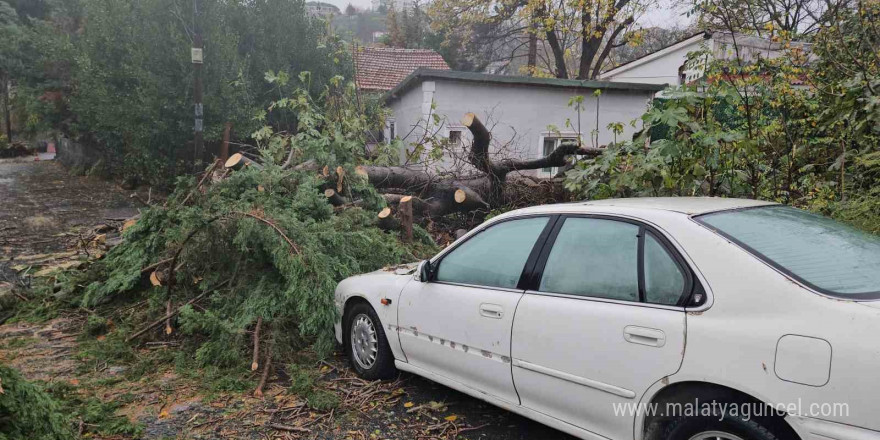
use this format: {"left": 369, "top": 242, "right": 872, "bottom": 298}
{"left": 511, "top": 215, "right": 692, "bottom": 439}
{"left": 398, "top": 215, "right": 555, "bottom": 404}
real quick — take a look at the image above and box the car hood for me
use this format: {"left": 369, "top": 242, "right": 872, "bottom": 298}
{"left": 381, "top": 262, "right": 420, "bottom": 276}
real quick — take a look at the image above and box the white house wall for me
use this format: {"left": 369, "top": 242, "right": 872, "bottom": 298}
{"left": 388, "top": 79, "right": 654, "bottom": 175}
{"left": 601, "top": 40, "right": 704, "bottom": 85}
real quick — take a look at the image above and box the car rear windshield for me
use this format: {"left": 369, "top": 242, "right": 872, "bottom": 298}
{"left": 697, "top": 205, "right": 880, "bottom": 298}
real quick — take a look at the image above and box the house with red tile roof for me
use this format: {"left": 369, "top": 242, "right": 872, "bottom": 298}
{"left": 354, "top": 46, "right": 450, "bottom": 92}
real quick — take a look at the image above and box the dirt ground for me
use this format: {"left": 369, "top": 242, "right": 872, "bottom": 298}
{"left": 0, "top": 159, "right": 575, "bottom": 440}
{"left": 0, "top": 158, "right": 139, "bottom": 257}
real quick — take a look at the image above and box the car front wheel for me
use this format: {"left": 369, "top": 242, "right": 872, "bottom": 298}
{"left": 343, "top": 302, "right": 396, "bottom": 380}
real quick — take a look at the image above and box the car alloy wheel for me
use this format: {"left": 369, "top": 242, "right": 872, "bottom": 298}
{"left": 350, "top": 313, "right": 378, "bottom": 370}
{"left": 689, "top": 432, "right": 746, "bottom": 440}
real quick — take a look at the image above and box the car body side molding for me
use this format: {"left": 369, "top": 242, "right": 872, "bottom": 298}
{"left": 512, "top": 359, "right": 637, "bottom": 399}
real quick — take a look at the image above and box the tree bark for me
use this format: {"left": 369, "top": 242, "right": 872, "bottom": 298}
{"left": 224, "top": 153, "right": 262, "bottom": 171}
{"left": 254, "top": 340, "right": 272, "bottom": 397}
{"left": 399, "top": 196, "right": 413, "bottom": 243}
{"left": 220, "top": 122, "right": 232, "bottom": 163}
{"left": 590, "top": 17, "right": 634, "bottom": 80}
{"left": 377, "top": 207, "right": 400, "bottom": 231}
{"left": 362, "top": 113, "right": 603, "bottom": 218}
{"left": 545, "top": 29, "right": 569, "bottom": 78}
{"left": 324, "top": 188, "right": 346, "bottom": 206}
{"left": 1, "top": 75, "right": 11, "bottom": 141}
{"left": 251, "top": 316, "right": 262, "bottom": 371}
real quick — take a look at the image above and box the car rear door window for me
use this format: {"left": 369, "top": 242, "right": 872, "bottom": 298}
{"left": 539, "top": 218, "right": 640, "bottom": 301}
{"left": 644, "top": 232, "right": 686, "bottom": 305}
{"left": 435, "top": 217, "right": 549, "bottom": 289}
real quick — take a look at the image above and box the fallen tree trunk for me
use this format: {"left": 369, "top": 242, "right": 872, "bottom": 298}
{"left": 224, "top": 112, "right": 604, "bottom": 221}
{"left": 360, "top": 113, "right": 602, "bottom": 218}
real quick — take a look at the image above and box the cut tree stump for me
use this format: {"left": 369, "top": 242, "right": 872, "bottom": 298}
{"left": 224, "top": 153, "right": 262, "bottom": 171}
{"left": 377, "top": 207, "right": 400, "bottom": 231}
{"left": 324, "top": 189, "right": 346, "bottom": 207}
{"left": 399, "top": 196, "right": 413, "bottom": 243}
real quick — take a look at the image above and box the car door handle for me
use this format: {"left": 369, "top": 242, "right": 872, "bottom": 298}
{"left": 623, "top": 326, "right": 666, "bottom": 347}
{"left": 479, "top": 303, "right": 504, "bottom": 319}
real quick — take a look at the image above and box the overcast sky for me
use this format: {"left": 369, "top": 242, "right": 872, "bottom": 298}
{"left": 320, "top": 0, "right": 694, "bottom": 29}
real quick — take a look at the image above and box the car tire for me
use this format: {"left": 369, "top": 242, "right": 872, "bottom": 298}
{"left": 343, "top": 302, "right": 397, "bottom": 380}
{"left": 658, "top": 409, "right": 781, "bottom": 440}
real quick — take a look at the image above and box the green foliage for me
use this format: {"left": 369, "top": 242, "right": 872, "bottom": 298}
{"left": 1, "top": 0, "right": 354, "bottom": 184}
{"left": 68, "top": 77, "right": 434, "bottom": 378}
{"left": 287, "top": 362, "right": 339, "bottom": 411}
{"left": 565, "top": 12, "right": 879, "bottom": 220}
{"left": 84, "top": 314, "right": 108, "bottom": 336}
{"left": 0, "top": 365, "right": 74, "bottom": 440}
{"left": 43, "top": 381, "right": 142, "bottom": 437}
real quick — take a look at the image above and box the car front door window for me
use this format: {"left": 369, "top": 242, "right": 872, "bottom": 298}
{"left": 537, "top": 217, "right": 688, "bottom": 305}
{"left": 435, "top": 217, "right": 549, "bottom": 289}
{"left": 397, "top": 216, "right": 550, "bottom": 404}
{"left": 538, "top": 218, "right": 639, "bottom": 300}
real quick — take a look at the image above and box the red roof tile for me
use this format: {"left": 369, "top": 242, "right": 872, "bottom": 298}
{"left": 354, "top": 46, "right": 450, "bottom": 91}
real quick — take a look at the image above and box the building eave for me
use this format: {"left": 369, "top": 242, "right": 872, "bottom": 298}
{"left": 600, "top": 32, "right": 709, "bottom": 79}
{"left": 384, "top": 69, "right": 665, "bottom": 103}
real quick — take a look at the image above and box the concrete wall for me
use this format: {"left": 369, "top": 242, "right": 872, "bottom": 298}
{"left": 56, "top": 137, "right": 104, "bottom": 173}
{"left": 387, "top": 79, "right": 654, "bottom": 176}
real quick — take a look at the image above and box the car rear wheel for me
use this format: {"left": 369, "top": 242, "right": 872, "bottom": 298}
{"left": 660, "top": 411, "right": 780, "bottom": 440}
{"left": 343, "top": 302, "right": 396, "bottom": 380}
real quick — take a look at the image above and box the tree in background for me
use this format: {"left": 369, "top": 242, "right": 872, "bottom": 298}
{"left": 52, "top": 0, "right": 350, "bottom": 185}
{"left": 608, "top": 26, "right": 698, "bottom": 67}
{"left": 0, "top": 0, "right": 79, "bottom": 141}
{"left": 429, "top": 0, "right": 648, "bottom": 78}
{"left": 0, "top": 1, "right": 22, "bottom": 140}
{"left": 691, "top": 0, "right": 851, "bottom": 36}
{"left": 345, "top": 3, "right": 357, "bottom": 15}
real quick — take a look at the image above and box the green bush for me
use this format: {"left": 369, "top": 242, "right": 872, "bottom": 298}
{"left": 0, "top": 365, "right": 74, "bottom": 440}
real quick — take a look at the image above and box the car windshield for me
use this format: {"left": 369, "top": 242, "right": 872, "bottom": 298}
{"left": 698, "top": 205, "right": 880, "bottom": 298}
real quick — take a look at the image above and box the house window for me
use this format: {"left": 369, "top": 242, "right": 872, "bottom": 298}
{"left": 388, "top": 120, "right": 396, "bottom": 143}
{"left": 448, "top": 130, "right": 461, "bottom": 144}
{"left": 541, "top": 137, "right": 578, "bottom": 176}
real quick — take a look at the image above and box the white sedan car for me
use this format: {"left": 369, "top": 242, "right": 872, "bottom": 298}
{"left": 334, "top": 197, "right": 880, "bottom": 440}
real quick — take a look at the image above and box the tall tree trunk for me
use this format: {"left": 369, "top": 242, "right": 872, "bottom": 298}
{"left": 577, "top": 36, "right": 602, "bottom": 79}
{"left": 527, "top": 6, "right": 539, "bottom": 76}
{"left": 590, "top": 17, "right": 633, "bottom": 80}
{"left": 545, "top": 29, "right": 569, "bottom": 78}
{"left": 527, "top": 32, "right": 538, "bottom": 75}
{"left": 1, "top": 75, "right": 11, "bottom": 141}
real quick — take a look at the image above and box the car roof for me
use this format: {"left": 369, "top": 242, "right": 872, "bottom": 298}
{"left": 503, "top": 197, "right": 778, "bottom": 217}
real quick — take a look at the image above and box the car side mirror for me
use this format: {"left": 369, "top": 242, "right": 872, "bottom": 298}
{"left": 418, "top": 260, "right": 433, "bottom": 282}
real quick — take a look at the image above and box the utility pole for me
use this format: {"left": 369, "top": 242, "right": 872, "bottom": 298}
{"left": 191, "top": 0, "right": 204, "bottom": 170}
{"left": 1, "top": 75, "right": 11, "bottom": 141}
